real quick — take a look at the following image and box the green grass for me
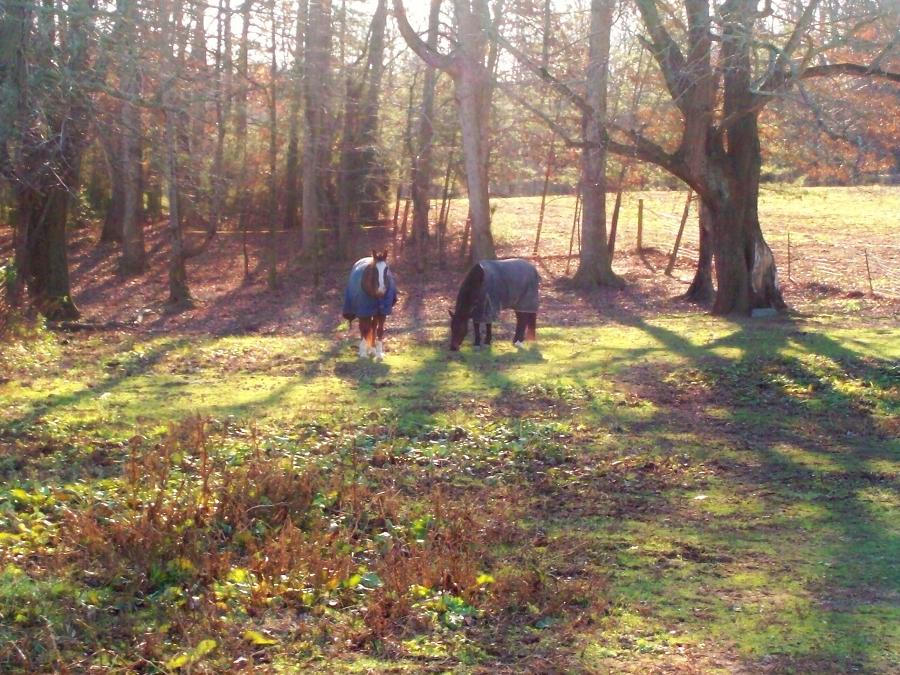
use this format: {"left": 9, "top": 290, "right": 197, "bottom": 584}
{"left": 1, "top": 313, "right": 898, "bottom": 671}
{"left": 446, "top": 185, "right": 900, "bottom": 255}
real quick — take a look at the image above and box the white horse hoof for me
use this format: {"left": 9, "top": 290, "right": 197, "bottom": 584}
{"left": 513, "top": 341, "right": 525, "bottom": 349}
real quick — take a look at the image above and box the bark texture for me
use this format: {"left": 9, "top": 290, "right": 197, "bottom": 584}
{"left": 573, "top": 0, "right": 621, "bottom": 288}
{"left": 395, "top": 0, "right": 496, "bottom": 263}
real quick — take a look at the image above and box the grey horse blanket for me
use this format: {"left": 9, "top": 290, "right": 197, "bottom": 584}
{"left": 472, "top": 259, "right": 540, "bottom": 323}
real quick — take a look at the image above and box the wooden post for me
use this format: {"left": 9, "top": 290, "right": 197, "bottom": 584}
{"left": 533, "top": 141, "right": 555, "bottom": 255}
{"left": 608, "top": 181, "right": 624, "bottom": 258}
{"left": 566, "top": 191, "right": 581, "bottom": 275}
{"left": 864, "top": 249, "right": 874, "bottom": 295}
{"left": 787, "top": 231, "right": 791, "bottom": 282}
{"left": 665, "top": 190, "right": 692, "bottom": 276}
{"left": 399, "top": 198, "right": 411, "bottom": 245}
{"left": 637, "top": 199, "right": 644, "bottom": 251}
{"left": 391, "top": 184, "right": 402, "bottom": 239}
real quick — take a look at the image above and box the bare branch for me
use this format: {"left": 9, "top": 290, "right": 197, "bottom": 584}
{"left": 800, "top": 62, "right": 900, "bottom": 83}
{"left": 393, "top": 0, "right": 458, "bottom": 74}
{"left": 634, "top": 0, "right": 690, "bottom": 111}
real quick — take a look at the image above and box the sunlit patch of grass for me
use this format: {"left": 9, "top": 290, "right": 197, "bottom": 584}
{"left": 0, "top": 315, "right": 898, "bottom": 671}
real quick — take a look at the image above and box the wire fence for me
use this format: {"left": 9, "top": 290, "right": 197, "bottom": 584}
{"left": 525, "top": 192, "right": 900, "bottom": 299}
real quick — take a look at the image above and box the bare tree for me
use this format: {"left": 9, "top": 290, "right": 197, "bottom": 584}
{"left": 283, "top": 0, "right": 308, "bottom": 231}
{"left": 302, "top": 0, "right": 333, "bottom": 272}
{"left": 495, "top": 0, "right": 900, "bottom": 314}
{"left": 395, "top": 0, "right": 498, "bottom": 263}
{"left": 118, "top": 0, "right": 146, "bottom": 275}
{"left": 572, "top": 0, "right": 622, "bottom": 288}
{"left": 409, "top": 0, "right": 443, "bottom": 272}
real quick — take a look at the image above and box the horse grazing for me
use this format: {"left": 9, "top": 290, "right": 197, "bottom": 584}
{"left": 342, "top": 250, "right": 397, "bottom": 360}
{"left": 449, "top": 258, "right": 539, "bottom": 351}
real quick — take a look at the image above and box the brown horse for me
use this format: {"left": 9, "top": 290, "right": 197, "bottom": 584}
{"left": 342, "top": 250, "right": 397, "bottom": 360}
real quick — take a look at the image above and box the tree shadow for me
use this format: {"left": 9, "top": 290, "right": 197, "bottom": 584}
{"left": 596, "top": 310, "right": 898, "bottom": 671}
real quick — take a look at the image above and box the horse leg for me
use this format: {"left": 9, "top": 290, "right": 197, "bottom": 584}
{"left": 366, "top": 317, "right": 377, "bottom": 356}
{"left": 358, "top": 318, "right": 371, "bottom": 357}
{"left": 485, "top": 323, "right": 492, "bottom": 347}
{"left": 525, "top": 313, "right": 537, "bottom": 341}
{"left": 513, "top": 312, "right": 526, "bottom": 347}
{"left": 473, "top": 322, "right": 482, "bottom": 348}
{"left": 374, "top": 315, "right": 385, "bottom": 360}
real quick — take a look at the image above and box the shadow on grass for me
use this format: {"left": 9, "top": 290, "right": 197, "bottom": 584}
{"left": 594, "top": 311, "right": 898, "bottom": 671}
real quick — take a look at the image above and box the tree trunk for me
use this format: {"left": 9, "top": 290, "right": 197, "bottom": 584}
{"left": 283, "top": 0, "right": 307, "bottom": 231}
{"left": 119, "top": 0, "right": 145, "bottom": 275}
{"left": 711, "top": 0, "right": 784, "bottom": 315}
{"left": 302, "top": 0, "right": 332, "bottom": 268}
{"left": 164, "top": 107, "right": 190, "bottom": 305}
{"left": 357, "top": 0, "right": 389, "bottom": 222}
{"left": 409, "top": 0, "right": 442, "bottom": 271}
{"left": 456, "top": 61, "right": 495, "bottom": 262}
{"left": 20, "top": 187, "right": 79, "bottom": 319}
{"left": 100, "top": 130, "right": 125, "bottom": 243}
{"left": 682, "top": 200, "right": 714, "bottom": 303}
{"left": 163, "top": 0, "right": 190, "bottom": 305}
{"left": 266, "top": 0, "right": 278, "bottom": 289}
{"left": 394, "top": 0, "right": 497, "bottom": 262}
{"left": 573, "top": 0, "right": 621, "bottom": 288}
{"left": 336, "top": 78, "right": 361, "bottom": 258}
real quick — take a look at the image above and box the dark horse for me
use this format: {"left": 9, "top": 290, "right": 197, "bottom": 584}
{"left": 342, "top": 250, "right": 397, "bottom": 360}
{"left": 449, "top": 258, "right": 539, "bottom": 351}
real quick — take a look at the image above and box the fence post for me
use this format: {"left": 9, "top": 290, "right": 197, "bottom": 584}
{"left": 566, "top": 192, "right": 582, "bottom": 275}
{"left": 787, "top": 231, "right": 791, "bottom": 282}
{"left": 665, "top": 190, "right": 692, "bottom": 276}
{"left": 637, "top": 198, "right": 644, "bottom": 251}
{"left": 864, "top": 249, "right": 874, "bottom": 295}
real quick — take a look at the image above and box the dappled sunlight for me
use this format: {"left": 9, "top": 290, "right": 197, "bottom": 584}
{"left": 0, "top": 314, "right": 897, "bottom": 671}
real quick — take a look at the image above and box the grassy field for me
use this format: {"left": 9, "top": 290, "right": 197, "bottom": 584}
{"left": 2, "top": 310, "right": 898, "bottom": 672}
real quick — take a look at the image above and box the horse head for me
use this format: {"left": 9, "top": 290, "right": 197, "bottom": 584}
{"left": 362, "top": 249, "right": 389, "bottom": 299}
{"left": 448, "top": 263, "right": 485, "bottom": 351}
{"left": 448, "top": 309, "right": 469, "bottom": 351}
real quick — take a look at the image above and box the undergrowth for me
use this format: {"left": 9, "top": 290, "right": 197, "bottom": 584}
{"left": 0, "top": 416, "right": 606, "bottom": 671}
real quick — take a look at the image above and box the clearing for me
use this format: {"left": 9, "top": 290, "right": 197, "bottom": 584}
{"left": 0, "top": 186, "right": 898, "bottom": 672}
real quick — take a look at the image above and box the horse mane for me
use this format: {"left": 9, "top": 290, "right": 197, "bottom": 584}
{"left": 453, "top": 263, "right": 484, "bottom": 319}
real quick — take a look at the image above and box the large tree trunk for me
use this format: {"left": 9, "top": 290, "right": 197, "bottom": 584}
{"left": 13, "top": 0, "right": 95, "bottom": 319}
{"left": 20, "top": 184, "right": 79, "bottom": 319}
{"left": 573, "top": 0, "right": 621, "bottom": 288}
{"left": 456, "top": 65, "right": 495, "bottom": 263}
{"left": 707, "top": 122, "right": 784, "bottom": 314}
{"left": 711, "top": 0, "right": 784, "bottom": 315}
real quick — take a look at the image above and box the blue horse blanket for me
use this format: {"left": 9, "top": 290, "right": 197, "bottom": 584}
{"left": 472, "top": 258, "right": 539, "bottom": 323}
{"left": 342, "top": 257, "right": 397, "bottom": 318}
